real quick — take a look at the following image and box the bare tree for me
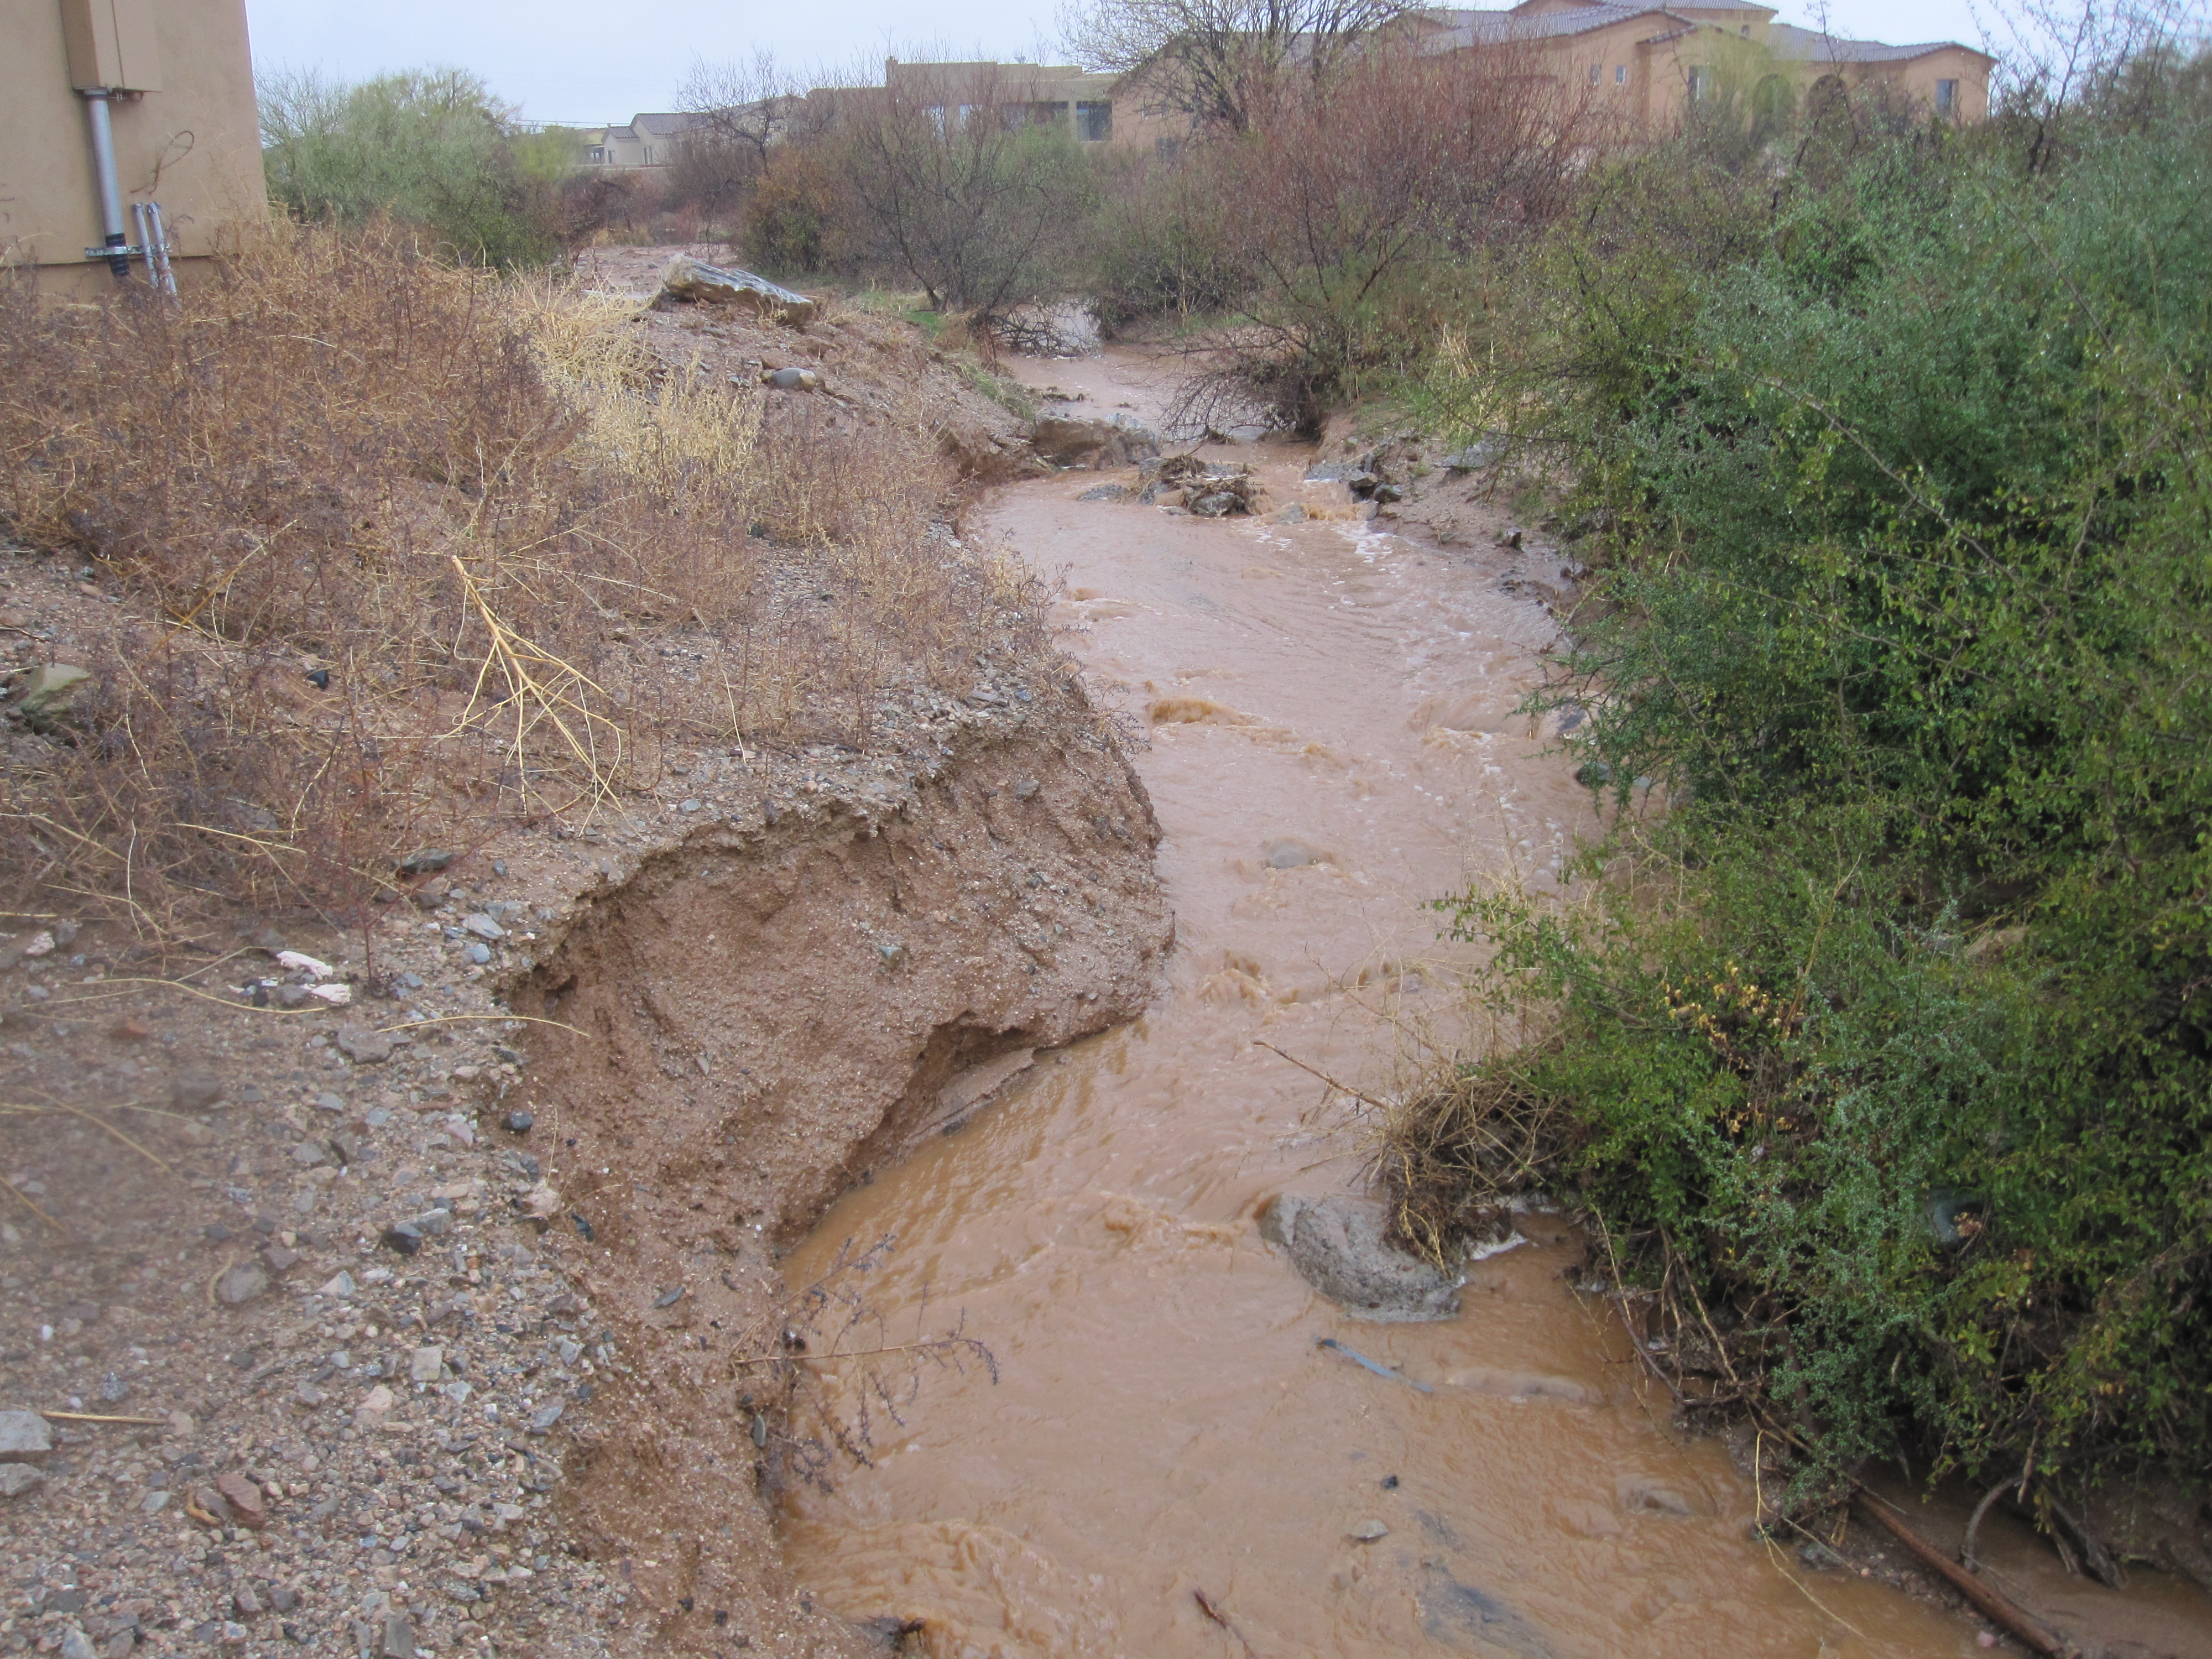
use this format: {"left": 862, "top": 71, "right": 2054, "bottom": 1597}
{"left": 844, "top": 64, "right": 1095, "bottom": 320}
{"left": 1059, "top": 0, "right": 1411, "bottom": 132}
{"left": 677, "top": 50, "right": 802, "bottom": 173}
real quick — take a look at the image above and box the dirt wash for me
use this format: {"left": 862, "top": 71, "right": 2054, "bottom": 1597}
{"left": 506, "top": 707, "right": 1171, "bottom": 1657}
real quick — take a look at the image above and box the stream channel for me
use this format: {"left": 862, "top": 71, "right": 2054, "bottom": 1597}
{"left": 771, "top": 351, "right": 2138, "bottom": 1659}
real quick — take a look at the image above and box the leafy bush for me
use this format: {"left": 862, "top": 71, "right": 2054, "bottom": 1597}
{"left": 258, "top": 67, "right": 570, "bottom": 267}
{"left": 1417, "top": 64, "right": 2212, "bottom": 1497}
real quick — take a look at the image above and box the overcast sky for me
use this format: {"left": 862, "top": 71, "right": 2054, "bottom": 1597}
{"left": 243, "top": 0, "right": 2011, "bottom": 126}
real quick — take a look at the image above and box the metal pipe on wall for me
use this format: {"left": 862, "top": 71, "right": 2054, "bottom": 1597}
{"left": 80, "top": 87, "right": 131, "bottom": 281}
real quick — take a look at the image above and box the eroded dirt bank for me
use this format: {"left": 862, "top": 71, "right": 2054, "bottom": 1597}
{"left": 505, "top": 708, "right": 1170, "bottom": 1654}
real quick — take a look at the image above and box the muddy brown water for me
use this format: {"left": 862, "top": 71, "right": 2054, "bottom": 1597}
{"left": 775, "top": 354, "right": 2208, "bottom": 1658}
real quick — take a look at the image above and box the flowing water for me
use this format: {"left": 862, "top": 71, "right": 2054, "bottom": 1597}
{"left": 774, "top": 354, "right": 2192, "bottom": 1658}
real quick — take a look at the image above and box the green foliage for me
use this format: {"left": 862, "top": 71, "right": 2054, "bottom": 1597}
{"left": 258, "top": 67, "right": 566, "bottom": 268}
{"left": 1434, "top": 64, "right": 2212, "bottom": 1489}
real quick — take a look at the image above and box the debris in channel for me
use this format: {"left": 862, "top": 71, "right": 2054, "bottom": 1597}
{"left": 1318, "top": 1336, "right": 1432, "bottom": 1394}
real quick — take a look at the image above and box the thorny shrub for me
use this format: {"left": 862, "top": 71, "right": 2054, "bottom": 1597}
{"left": 1395, "top": 56, "right": 2212, "bottom": 1512}
{"left": 0, "top": 223, "right": 1051, "bottom": 931}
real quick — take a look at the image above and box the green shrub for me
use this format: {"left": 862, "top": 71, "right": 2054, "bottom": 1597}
{"left": 1425, "top": 64, "right": 2212, "bottom": 1496}
{"left": 258, "top": 67, "right": 566, "bottom": 267}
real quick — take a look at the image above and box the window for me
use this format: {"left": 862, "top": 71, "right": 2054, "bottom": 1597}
{"left": 1155, "top": 135, "right": 1183, "bottom": 161}
{"left": 1589, "top": 62, "right": 1601, "bottom": 85}
{"left": 1739, "top": 22, "right": 1749, "bottom": 33}
{"left": 1076, "top": 100, "right": 1112, "bottom": 140}
{"left": 1687, "top": 66, "right": 1712, "bottom": 102}
{"left": 1615, "top": 64, "right": 1627, "bottom": 84}
{"left": 1935, "top": 78, "right": 1959, "bottom": 114}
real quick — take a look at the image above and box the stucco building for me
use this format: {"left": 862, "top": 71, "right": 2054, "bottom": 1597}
{"left": 1, "top": 0, "right": 265, "bottom": 294}
{"left": 1408, "top": 0, "right": 1991, "bottom": 130}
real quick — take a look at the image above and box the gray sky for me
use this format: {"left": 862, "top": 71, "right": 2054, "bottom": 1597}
{"left": 242, "top": 0, "right": 2005, "bottom": 126}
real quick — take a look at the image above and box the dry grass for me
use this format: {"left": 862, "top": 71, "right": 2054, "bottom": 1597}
{"left": 1367, "top": 1042, "right": 1568, "bottom": 1270}
{"left": 0, "top": 222, "right": 1049, "bottom": 932}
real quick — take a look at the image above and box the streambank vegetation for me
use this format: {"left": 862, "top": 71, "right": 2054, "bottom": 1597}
{"left": 1376, "top": 36, "right": 2212, "bottom": 1534}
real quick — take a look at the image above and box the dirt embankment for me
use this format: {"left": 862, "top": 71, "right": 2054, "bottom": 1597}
{"left": 0, "top": 249, "right": 1166, "bottom": 1659}
{"left": 502, "top": 709, "right": 1168, "bottom": 1655}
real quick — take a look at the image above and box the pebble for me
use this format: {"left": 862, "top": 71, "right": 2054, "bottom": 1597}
{"left": 504, "top": 1109, "right": 534, "bottom": 1133}
{"left": 319, "top": 1270, "right": 357, "bottom": 1297}
{"left": 1348, "top": 1520, "right": 1390, "bottom": 1541}
{"left": 0, "top": 1463, "right": 43, "bottom": 1498}
{"left": 381, "top": 1222, "right": 424, "bottom": 1255}
{"left": 465, "top": 942, "right": 492, "bottom": 965}
{"left": 213, "top": 1470, "right": 266, "bottom": 1528}
{"left": 213, "top": 1264, "right": 269, "bottom": 1306}
{"left": 0, "top": 1410, "right": 52, "bottom": 1459}
{"left": 56, "top": 1625, "right": 93, "bottom": 1659}
{"left": 337, "top": 1026, "right": 395, "bottom": 1064}
{"left": 170, "top": 1070, "right": 224, "bottom": 1110}
{"left": 462, "top": 912, "right": 504, "bottom": 941}
{"left": 410, "top": 1345, "right": 445, "bottom": 1383}
{"left": 528, "top": 1401, "right": 566, "bottom": 1434}
{"left": 354, "top": 1384, "right": 396, "bottom": 1428}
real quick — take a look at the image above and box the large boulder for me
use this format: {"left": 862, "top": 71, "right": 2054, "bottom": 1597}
{"left": 1259, "top": 1193, "right": 1461, "bottom": 1322}
{"left": 655, "top": 256, "right": 818, "bottom": 325}
{"left": 1030, "top": 414, "right": 1159, "bottom": 470}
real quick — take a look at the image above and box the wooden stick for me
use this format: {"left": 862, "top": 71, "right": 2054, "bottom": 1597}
{"left": 1194, "top": 1589, "right": 1260, "bottom": 1659}
{"left": 1850, "top": 1493, "right": 2069, "bottom": 1656}
{"left": 38, "top": 1411, "right": 169, "bottom": 1425}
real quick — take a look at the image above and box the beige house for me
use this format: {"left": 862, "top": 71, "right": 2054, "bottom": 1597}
{"left": 1, "top": 0, "right": 265, "bottom": 294}
{"left": 577, "top": 111, "right": 709, "bottom": 172}
{"left": 1410, "top": 0, "right": 1991, "bottom": 131}
{"left": 796, "top": 60, "right": 1186, "bottom": 154}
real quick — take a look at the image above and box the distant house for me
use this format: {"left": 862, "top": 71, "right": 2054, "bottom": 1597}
{"left": 1, "top": 0, "right": 265, "bottom": 294}
{"left": 576, "top": 111, "right": 710, "bottom": 171}
{"left": 790, "top": 60, "right": 1185, "bottom": 155}
{"left": 1406, "top": 0, "right": 1992, "bottom": 128}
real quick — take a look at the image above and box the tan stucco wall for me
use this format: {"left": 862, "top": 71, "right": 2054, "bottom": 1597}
{"left": 0, "top": 0, "right": 265, "bottom": 289}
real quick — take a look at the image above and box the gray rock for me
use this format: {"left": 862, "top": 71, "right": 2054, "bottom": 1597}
{"left": 380, "top": 1613, "right": 417, "bottom": 1658}
{"left": 658, "top": 255, "right": 816, "bottom": 324}
{"left": 170, "top": 1070, "right": 224, "bottom": 1111}
{"left": 56, "top": 1624, "right": 93, "bottom": 1659}
{"left": 14, "top": 664, "right": 95, "bottom": 729}
{"left": 462, "top": 912, "right": 504, "bottom": 941}
{"left": 527, "top": 1400, "right": 565, "bottom": 1434}
{"left": 1261, "top": 839, "right": 1324, "bottom": 869}
{"left": 465, "top": 943, "right": 492, "bottom": 966}
{"left": 0, "top": 1463, "right": 43, "bottom": 1497}
{"left": 1077, "top": 483, "right": 1129, "bottom": 502}
{"left": 1012, "top": 778, "right": 1040, "bottom": 801}
{"left": 1443, "top": 436, "right": 1505, "bottom": 472}
{"left": 1031, "top": 415, "right": 1159, "bottom": 470}
{"left": 397, "top": 849, "right": 452, "bottom": 875}
{"left": 1259, "top": 1194, "right": 1460, "bottom": 1322}
{"left": 1348, "top": 1520, "right": 1390, "bottom": 1541}
{"left": 215, "top": 1264, "right": 270, "bottom": 1306}
{"left": 0, "top": 1411, "right": 52, "bottom": 1460}
{"left": 336, "top": 1027, "right": 394, "bottom": 1065}
{"left": 1274, "top": 503, "right": 1307, "bottom": 523}
{"left": 409, "top": 1347, "right": 445, "bottom": 1384}
{"left": 1303, "top": 460, "right": 1357, "bottom": 482}
{"left": 766, "top": 366, "right": 820, "bottom": 392}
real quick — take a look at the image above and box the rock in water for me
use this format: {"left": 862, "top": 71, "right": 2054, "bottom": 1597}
{"left": 656, "top": 255, "right": 817, "bottom": 325}
{"left": 1030, "top": 415, "right": 1160, "bottom": 470}
{"left": 1259, "top": 1194, "right": 1461, "bottom": 1322}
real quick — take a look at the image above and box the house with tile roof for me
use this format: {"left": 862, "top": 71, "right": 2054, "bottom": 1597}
{"left": 1406, "top": 0, "right": 1991, "bottom": 131}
